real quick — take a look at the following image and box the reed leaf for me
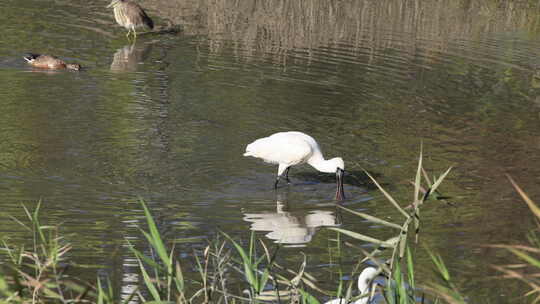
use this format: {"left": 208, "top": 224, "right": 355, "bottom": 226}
{"left": 221, "top": 231, "right": 259, "bottom": 292}
{"left": 259, "top": 268, "right": 270, "bottom": 294}
{"left": 428, "top": 167, "right": 452, "bottom": 199}
{"left": 166, "top": 246, "right": 174, "bottom": 299}
{"left": 363, "top": 170, "right": 410, "bottom": 219}
{"left": 506, "top": 247, "right": 540, "bottom": 269}
{"left": 291, "top": 253, "right": 306, "bottom": 287}
{"left": 299, "top": 288, "right": 321, "bottom": 304}
{"left": 256, "top": 289, "right": 293, "bottom": 301}
{"left": 508, "top": 175, "right": 540, "bottom": 220}
{"left": 426, "top": 249, "right": 450, "bottom": 282}
{"left": 97, "top": 278, "right": 105, "bottom": 304}
{"left": 174, "top": 261, "right": 184, "bottom": 294}
{"left": 407, "top": 246, "right": 416, "bottom": 291}
{"left": 138, "top": 259, "right": 162, "bottom": 301}
{"left": 360, "top": 236, "right": 399, "bottom": 268}
{"left": 336, "top": 269, "right": 343, "bottom": 298}
{"left": 7, "top": 214, "right": 30, "bottom": 232}
{"left": 139, "top": 199, "right": 172, "bottom": 271}
{"left": 414, "top": 145, "right": 423, "bottom": 204}
{"left": 328, "top": 228, "right": 396, "bottom": 248}
{"left": 343, "top": 268, "right": 356, "bottom": 301}
{"left": 126, "top": 239, "right": 164, "bottom": 271}
{"left": 359, "top": 247, "right": 392, "bottom": 275}
{"left": 337, "top": 205, "right": 402, "bottom": 230}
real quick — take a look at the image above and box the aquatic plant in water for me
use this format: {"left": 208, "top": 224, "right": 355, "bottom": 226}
{"left": 0, "top": 149, "right": 481, "bottom": 304}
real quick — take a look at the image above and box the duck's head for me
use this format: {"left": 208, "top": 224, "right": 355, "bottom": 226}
{"left": 66, "top": 63, "right": 81, "bottom": 71}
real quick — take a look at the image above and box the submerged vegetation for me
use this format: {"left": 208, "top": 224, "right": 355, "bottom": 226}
{"left": 0, "top": 152, "right": 536, "bottom": 303}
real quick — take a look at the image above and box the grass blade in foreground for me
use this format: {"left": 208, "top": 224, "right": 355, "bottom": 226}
{"left": 328, "top": 228, "right": 396, "bottom": 248}
{"left": 221, "top": 231, "right": 260, "bottom": 295}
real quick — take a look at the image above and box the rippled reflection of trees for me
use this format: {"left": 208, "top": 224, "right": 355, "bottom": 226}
{"left": 145, "top": 0, "right": 540, "bottom": 58}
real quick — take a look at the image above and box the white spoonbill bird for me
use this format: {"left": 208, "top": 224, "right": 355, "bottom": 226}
{"left": 324, "top": 267, "right": 380, "bottom": 304}
{"left": 243, "top": 131, "right": 345, "bottom": 200}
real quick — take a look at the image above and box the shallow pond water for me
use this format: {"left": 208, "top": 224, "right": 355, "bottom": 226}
{"left": 0, "top": 0, "right": 540, "bottom": 302}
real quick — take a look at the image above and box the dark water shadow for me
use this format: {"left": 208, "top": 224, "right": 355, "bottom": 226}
{"left": 293, "top": 169, "right": 385, "bottom": 191}
{"left": 151, "top": 23, "right": 183, "bottom": 36}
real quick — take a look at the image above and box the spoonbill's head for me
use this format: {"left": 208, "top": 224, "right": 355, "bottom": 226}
{"left": 355, "top": 267, "right": 382, "bottom": 304}
{"left": 357, "top": 267, "right": 380, "bottom": 293}
{"left": 331, "top": 157, "right": 345, "bottom": 171}
{"left": 330, "top": 157, "right": 345, "bottom": 201}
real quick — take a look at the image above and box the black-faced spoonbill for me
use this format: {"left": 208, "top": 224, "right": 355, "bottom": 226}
{"left": 243, "top": 131, "right": 345, "bottom": 200}
{"left": 324, "top": 267, "right": 380, "bottom": 304}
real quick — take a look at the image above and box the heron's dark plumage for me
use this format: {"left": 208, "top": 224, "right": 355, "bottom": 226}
{"left": 139, "top": 5, "right": 153, "bottom": 29}
{"left": 108, "top": 0, "right": 154, "bottom": 39}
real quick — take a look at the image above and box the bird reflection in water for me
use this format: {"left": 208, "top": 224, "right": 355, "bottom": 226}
{"left": 119, "top": 215, "right": 143, "bottom": 303}
{"left": 243, "top": 191, "right": 341, "bottom": 246}
{"left": 121, "top": 268, "right": 140, "bottom": 304}
{"left": 110, "top": 42, "right": 153, "bottom": 72}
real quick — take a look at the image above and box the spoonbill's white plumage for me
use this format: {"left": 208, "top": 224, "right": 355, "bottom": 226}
{"left": 243, "top": 131, "right": 345, "bottom": 200}
{"left": 324, "top": 267, "right": 380, "bottom": 304}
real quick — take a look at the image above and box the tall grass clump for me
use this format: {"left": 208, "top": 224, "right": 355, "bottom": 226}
{"left": 124, "top": 200, "right": 188, "bottom": 302}
{"left": 126, "top": 200, "right": 326, "bottom": 303}
{"left": 324, "top": 148, "right": 465, "bottom": 304}
{"left": 0, "top": 148, "right": 477, "bottom": 303}
{"left": 0, "top": 201, "right": 94, "bottom": 303}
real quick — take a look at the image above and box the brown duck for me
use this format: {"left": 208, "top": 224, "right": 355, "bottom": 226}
{"left": 24, "top": 54, "right": 81, "bottom": 71}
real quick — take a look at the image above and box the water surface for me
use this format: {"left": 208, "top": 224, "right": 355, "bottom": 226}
{"left": 0, "top": 0, "right": 540, "bottom": 302}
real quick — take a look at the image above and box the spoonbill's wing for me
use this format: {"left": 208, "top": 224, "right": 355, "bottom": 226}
{"left": 244, "top": 134, "right": 313, "bottom": 166}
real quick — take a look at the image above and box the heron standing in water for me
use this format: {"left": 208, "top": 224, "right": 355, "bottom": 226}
{"left": 107, "top": 0, "right": 154, "bottom": 40}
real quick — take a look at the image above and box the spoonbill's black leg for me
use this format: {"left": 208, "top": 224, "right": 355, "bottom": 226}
{"left": 284, "top": 167, "right": 291, "bottom": 184}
